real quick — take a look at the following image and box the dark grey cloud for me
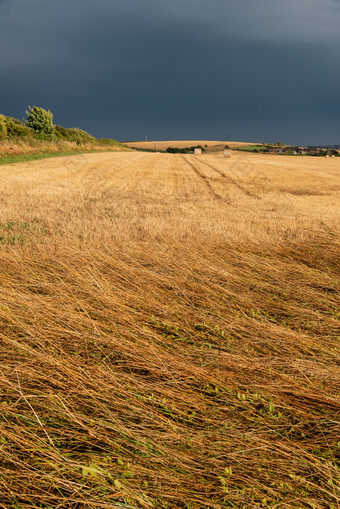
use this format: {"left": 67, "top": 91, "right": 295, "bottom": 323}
{"left": 162, "top": 0, "right": 340, "bottom": 42}
{"left": 1, "top": 0, "right": 340, "bottom": 144}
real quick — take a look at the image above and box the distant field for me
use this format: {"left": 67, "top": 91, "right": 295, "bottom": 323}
{"left": 0, "top": 150, "right": 339, "bottom": 508}
{"left": 125, "top": 139, "right": 258, "bottom": 151}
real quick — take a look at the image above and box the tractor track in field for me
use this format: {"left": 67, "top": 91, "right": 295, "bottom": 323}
{"left": 195, "top": 157, "right": 260, "bottom": 199}
{"left": 173, "top": 156, "right": 191, "bottom": 201}
{"left": 181, "top": 155, "right": 231, "bottom": 203}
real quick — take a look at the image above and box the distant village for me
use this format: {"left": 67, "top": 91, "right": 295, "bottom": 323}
{"left": 250, "top": 144, "right": 340, "bottom": 157}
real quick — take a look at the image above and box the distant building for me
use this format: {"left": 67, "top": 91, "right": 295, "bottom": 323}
{"left": 194, "top": 148, "right": 202, "bottom": 155}
{"left": 269, "top": 146, "right": 306, "bottom": 155}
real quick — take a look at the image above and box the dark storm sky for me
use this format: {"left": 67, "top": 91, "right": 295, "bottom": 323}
{"left": 1, "top": 0, "right": 340, "bottom": 144}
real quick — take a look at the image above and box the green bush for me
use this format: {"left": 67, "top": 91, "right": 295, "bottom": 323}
{"left": 54, "top": 125, "right": 69, "bottom": 141}
{"left": 0, "top": 114, "right": 7, "bottom": 139}
{"left": 54, "top": 126, "right": 95, "bottom": 145}
{"left": 67, "top": 128, "right": 95, "bottom": 145}
{"left": 26, "top": 106, "right": 55, "bottom": 138}
{"left": 5, "top": 117, "right": 32, "bottom": 138}
{"left": 98, "top": 138, "right": 122, "bottom": 147}
{"left": 1, "top": 110, "right": 118, "bottom": 148}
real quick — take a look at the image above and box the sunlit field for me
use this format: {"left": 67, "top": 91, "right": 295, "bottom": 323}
{"left": 125, "top": 140, "right": 255, "bottom": 151}
{"left": 0, "top": 150, "right": 339, "bottom": 508}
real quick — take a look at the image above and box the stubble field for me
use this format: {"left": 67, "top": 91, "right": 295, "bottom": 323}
{"left": 0, "top": 150, "right": 339, "bottom": 508}
{"left": 124, "top": 140, "right": 255, "bottom": 151}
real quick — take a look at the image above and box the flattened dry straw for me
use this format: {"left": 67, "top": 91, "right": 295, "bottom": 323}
{"left": 0, "top": 151, "right": 339, "bottom": 508}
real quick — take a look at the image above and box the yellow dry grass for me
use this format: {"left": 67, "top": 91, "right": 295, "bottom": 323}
{"left": 0, "top": 151, "right": 338, "bottom": 246}
{"left": 0, "top": 150, "right": 339, "bottom": 508}
{"left": 0, "top": 138, "right": 129, "bottom": 158}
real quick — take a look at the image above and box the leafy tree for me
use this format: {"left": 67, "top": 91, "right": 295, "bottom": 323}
{"left": 26, "top": 106, "right": 55, "bottom": 138}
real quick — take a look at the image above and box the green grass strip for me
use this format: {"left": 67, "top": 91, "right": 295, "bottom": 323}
{"left": 0, "top": 149, "right": 117, "bottom": 166}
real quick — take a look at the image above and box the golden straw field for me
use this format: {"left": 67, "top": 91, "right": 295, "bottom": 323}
{"left": 125, "top": 140, "right": 255, "bottom": 151}
{"left": 0, "top": 150, "right": 339, "bottom": 508}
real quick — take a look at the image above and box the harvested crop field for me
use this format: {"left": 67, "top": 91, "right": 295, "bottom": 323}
{"left": 0, "top": 150, "right": 339, "bottom": 508}
{"left": 124, "top": 140, "right": 256, "bottom": 151}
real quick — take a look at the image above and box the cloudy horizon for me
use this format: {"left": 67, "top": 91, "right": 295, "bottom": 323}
{"left": 1, "top": 0, "right": 340, "bottom": 145}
